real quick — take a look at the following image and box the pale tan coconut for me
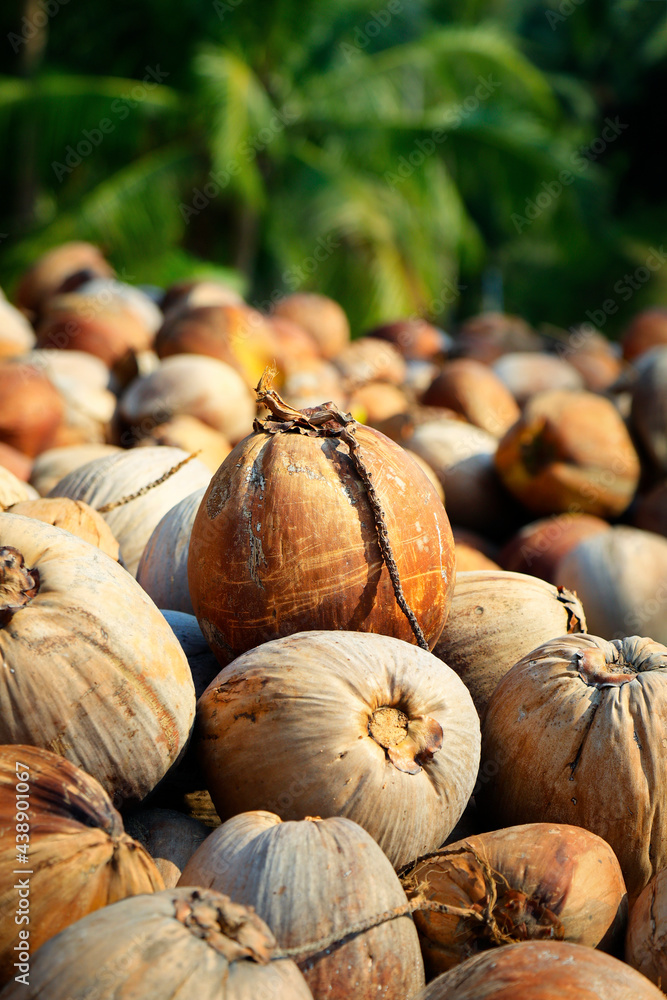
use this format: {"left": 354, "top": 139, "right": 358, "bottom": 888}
{"left": 434, "top": 570, "right": 586, "bottom": 716}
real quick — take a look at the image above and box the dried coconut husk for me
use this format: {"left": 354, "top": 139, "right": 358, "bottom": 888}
{"left": 124, "top": 808, "right": 208, "bottom": 888}
{"left": 347, "top": 382, "right": 410, "bottom": 424}
{"left": 118, "top": 353, "right": 255, "bottom": 447}
{"left": 0, "top": 361, "right": 64, "bottom": 457}
{"left": 455, "top": 312, "right": 543, "bottom": 363}
{"left": 272, "top": 292, "right": 350, "bottom": 359}
{"left": 404, "top": 418, "right": 519, "bottom": 537}
{"left": 135, "top": 415, "right": 231, "bottom": 473}
{"left": 413, "top": 940, "right": 663, "bottom": 1000}
{"left": 555, "top": 526, "right": 667, "bottom": 644}
{"left": 421, "top": 359, "right": 520, "bottom": 437}
{"left": 15, "top": 242, "right": 114, "bottom": 316}
{"left": 137, "top": 488, "right": 205, "bottom": 614}
{"left": 374, "top": 406, "right": 466, "bottom": 444}
{"left": 29, "top": 443, "right": 121, "bottom": 496}
{"left": 154, "top": 303, "right": 279, "bottom": 387}
{"left": 49, "top": 446, "right": 211, "bottom": 576}
{"left": 178, "top": 813, "right": 425, "bottom": 1000}
{"left": 0, "top": 297, "right": 35, "bottom": 358}
{"left": 366, "top": 318, "right": 450, "bottom": 361}
{"left": 268, "top": 315, "right": 321, "bottom": 370}
{"left": 0, "top": 513, "right": 196, "bottom": 807}
{"left": 36, "top": 292, "right": 153, "bottom": 370}
{"left": 433, "top": 570, "right": 586, "bottom": 717}
{"left": 491, "top": 352, "right": 584, "bottom": 406}
{"left": 75, "top": 277, "right": 163, "bottom": 335}
{"left": 161, "top": 278, "right": 244, "bottom": 314}
{"left": 333, "top": 337, "right": 407, "bottom": 387}
{"left": 6, "top": 497, "right": 120, "bottom": 560}
{"left": 622, "top": 307, "right": 667, "bottom": 361}
{"left": 195, "top": 631, "right": 480, "bottom": 869}
{"left": 0, "top": 467, "right": 39, "bottom": 509}
{"left": 480, "top": 634, "right": 667, "bottom": 904}
{"left": 500, "top": 512, "right": 610, "bottom": 583}
{"left": 0, "top": 744, "right": 163, "bottom": 986}
{"left": 0, "top": 888, "right": 314, "bottom": 1000}
{"left": 495, "top": 389, "right": 641, "bottom": 518}
{"left": 401, "top": 823, "right": 627, "bottom": 977}
{"left": 279, "top": 357, "right": 347, "bottom": 411}
{"left": 630, "top": 346, "right": 667, "bottom": 475}
{"left": 626, "top": 867, "right": 667, "bottom": 987}
{"left": 554, "top": 328, "right": 623, "bottom": 392}
{"left": 0, "top": 443, "right": 32, "bottom": 482}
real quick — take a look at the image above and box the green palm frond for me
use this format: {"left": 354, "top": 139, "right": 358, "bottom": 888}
{"left": 194, "top": 47, "right": 279, "bottom": 207}
{"left": 302, "top": 25, "right": 559, "bottom": 127}
{"left": 1, "top": 143, "right": 194, "bottom": 282}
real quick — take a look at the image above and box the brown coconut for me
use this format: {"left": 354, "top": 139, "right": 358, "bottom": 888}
{"left": 500, "top": 513, "right": 610, "bottom": 583}
{"left": 155, "top": 303, "right": 278, "bottom": 386}
{"left": 422, "top": 359, "right": 520, "bottom": 437}
{"left": 272, "top": 292, "right": 350, "bottom": 358}
{"left": 0, "top": 361, "right": 64, "bottom": 457}
{"left": 15, "top": 242, "right": 114, "bottom": 316}
{"left": 0, "top": 745, "right": 163, "bottom": 986}
{"left": 188, "top": 394, "right": 455, "bottom": 662}
{"left": 622, "top": 308, "right": 667, "bottom": 361}
{"left": 491, "top": 352, "right": 584, "bottom": 406}
{"left": 413, "top": 941, "right": 663, "bottom": 1000}
{"left": 555, "top": 526, "right": 667, "bottom": 644}
{"left": 402, "top": 823, "right": 627, "bottom": 977}
{"left": 495, "top": 389, "right": 640, "bottom": 518}
{"left": 365, "top": 318, "right": 450, "bottom": 361}
{"left": 480, "top": 633, "right": 667, "bottom": 903}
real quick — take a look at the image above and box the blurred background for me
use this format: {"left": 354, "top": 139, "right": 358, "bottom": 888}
{"left": 1, "top": 0, "right": 666, "bottom": 335}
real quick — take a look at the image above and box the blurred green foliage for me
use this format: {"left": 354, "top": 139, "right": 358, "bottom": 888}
{"left": 0, "top": 0, "right": 666, "bottom": 335}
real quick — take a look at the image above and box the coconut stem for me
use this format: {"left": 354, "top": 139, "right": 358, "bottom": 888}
{"left": 254, "top": 369, "right": 430, "bottom": 650}
{"left": 96, "top": 452, "right": 201, "bottom": 513}
{"left": 275, "top": 897, "right": 483, "bottom": 961}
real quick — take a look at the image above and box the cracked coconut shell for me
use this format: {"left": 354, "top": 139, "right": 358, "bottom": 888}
{"left": 0, "top": 887, "right": 313, "bottom": 1000}
{"left": 196, "top": 630, "right": 480, "bottom": 869}
{"left": 0, "top": 745, "right": 163, "bottom": 986}
{"left": 401, "top": 822, "right": 627, "bottom": 978}
{"left": 178, "top": 812, "right": 425, "bottom": 1000}
{"left": 479, "top": 634, "right": 667, "bottom": 903}
{"left": 0, "top": 512, "right": 195, "bottom": 807}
